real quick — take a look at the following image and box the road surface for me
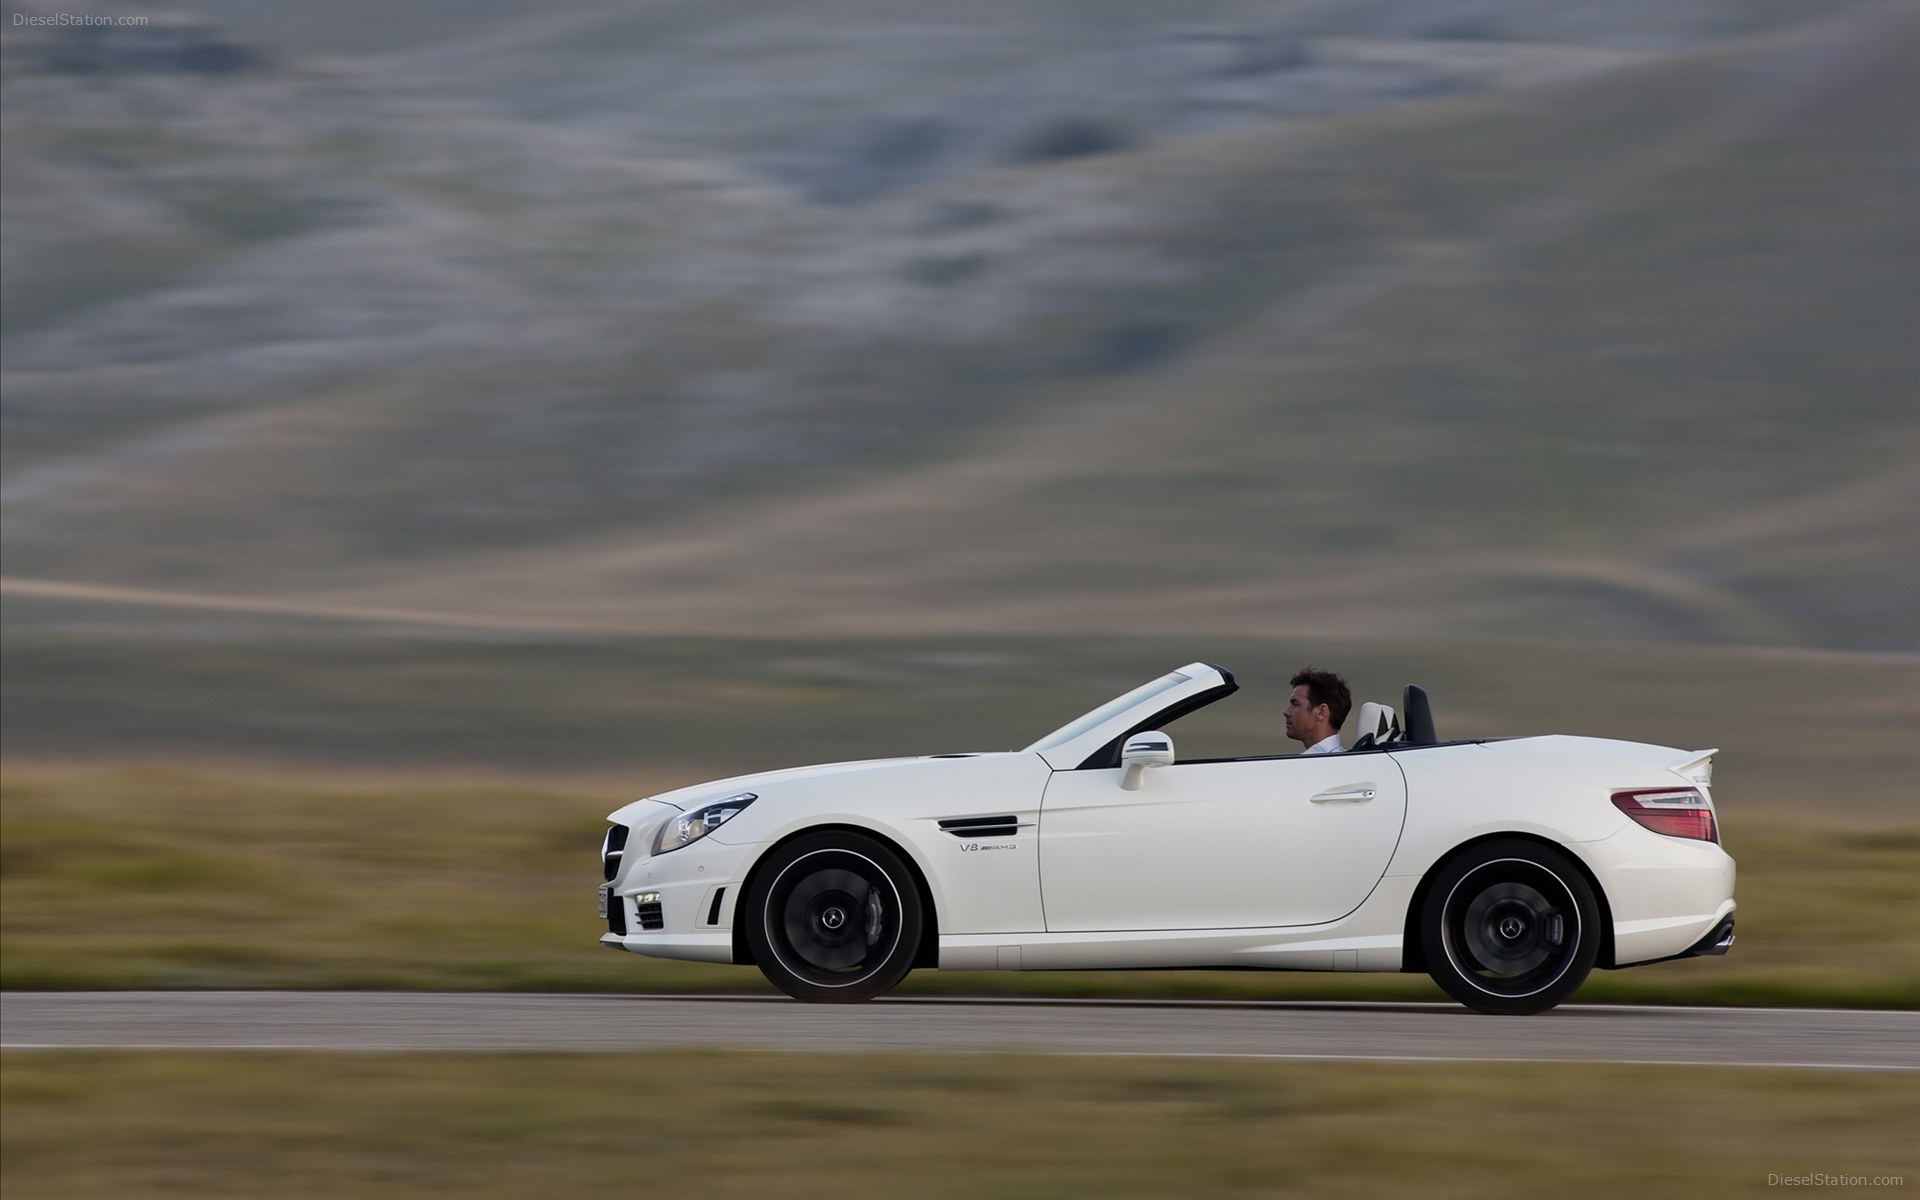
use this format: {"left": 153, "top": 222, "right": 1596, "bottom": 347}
{"left": 3, "top": 993, "right": 1913, "bottom": 1070}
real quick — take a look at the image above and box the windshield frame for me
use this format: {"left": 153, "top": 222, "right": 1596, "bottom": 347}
{"left": 1023, "top": 669, "right": 1194, "bottom": 755}
{"left": 1023, "top": 663, "right": 1238, "bottom": 770}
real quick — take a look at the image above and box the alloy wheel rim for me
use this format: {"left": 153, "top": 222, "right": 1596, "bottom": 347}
{"left": 765, "top": 850, "right": 903, "bottom": 987}
{"left": 1441, "top": 860, "right": 1580, "bottom": 999}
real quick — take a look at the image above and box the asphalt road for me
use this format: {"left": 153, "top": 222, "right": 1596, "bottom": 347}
{"left": 3, "top": 993, "right": 1914, "bottom": 1070}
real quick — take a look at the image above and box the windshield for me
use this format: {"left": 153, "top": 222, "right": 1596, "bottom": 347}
{"left": 1023, "top": 669, "right": 1193, "bottom": 754}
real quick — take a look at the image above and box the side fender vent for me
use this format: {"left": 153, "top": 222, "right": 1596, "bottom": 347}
{"left": 939, "top": 816, "right": 1019, "bottom": 839}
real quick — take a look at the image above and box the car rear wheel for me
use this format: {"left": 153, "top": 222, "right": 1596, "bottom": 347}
{"left": 1420, "top": 839, "right": 1599, "bottom": 1015}
{"left": 746, "top": 832, "right": 923, "bottom": 1003}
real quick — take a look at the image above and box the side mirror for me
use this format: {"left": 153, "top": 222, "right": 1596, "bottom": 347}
{"left": 1119, "top": 731, "right": 1175, "bottom": 791}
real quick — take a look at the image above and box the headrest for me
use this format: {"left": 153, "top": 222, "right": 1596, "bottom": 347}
{"left": 1349, "top": 702, "right": 1403, "bottom": 751}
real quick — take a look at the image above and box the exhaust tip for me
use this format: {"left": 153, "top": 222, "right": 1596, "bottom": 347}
{"left": 1689, "top": 915, "right": 1736, "bottom": 957}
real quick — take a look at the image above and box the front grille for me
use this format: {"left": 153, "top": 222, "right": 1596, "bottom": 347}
{"left": 636, "top": 894, "right": 664, "bottom": 931}
{"left": 939, "top": 815, "right": 1019, "bottom": 839}
{"left": 602, "top": 824, "right": 629, "bottom": 881}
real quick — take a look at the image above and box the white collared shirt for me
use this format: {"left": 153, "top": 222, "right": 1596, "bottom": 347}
{"left": 1302, "top": 733, "right": 1345, "bottom": 756}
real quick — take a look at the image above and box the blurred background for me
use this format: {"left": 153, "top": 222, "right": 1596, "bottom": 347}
{"left": 2, "top": 0, "right": 1916, "bottom": 984}
{"left": 3, "top": 4, "right": 1916, "bottom": 1194}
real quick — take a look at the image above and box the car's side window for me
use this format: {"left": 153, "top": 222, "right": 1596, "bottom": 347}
{"left": 1144, "top": 702, "right": 1272, "bottom": 763}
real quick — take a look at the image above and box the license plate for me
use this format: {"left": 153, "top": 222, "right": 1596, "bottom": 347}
{"left": 598, "top": 886, "right": 610, "bottom": 919}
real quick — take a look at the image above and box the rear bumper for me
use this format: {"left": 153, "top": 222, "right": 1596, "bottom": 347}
{"left": 1610, "top": 912, "right": 1736, "bottom": 969}
{"left": 1574, "top": 824, "right": 1736, "bottom": 966}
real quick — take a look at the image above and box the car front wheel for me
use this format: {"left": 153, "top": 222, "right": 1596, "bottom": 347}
{"left": 1420, "top": 839, "right": 1600, "bottom": 1015}
{"left": 745, "top": 831, "right": 924, "bottom": 1003}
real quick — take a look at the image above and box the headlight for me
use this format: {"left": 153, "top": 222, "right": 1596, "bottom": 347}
{"left": 653, "top": 793, "right": 757, "bottom": 854}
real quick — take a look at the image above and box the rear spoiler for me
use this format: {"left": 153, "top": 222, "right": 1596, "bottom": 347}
{"left": 1669, "top": 748, "right": 1718, "bottom": 786}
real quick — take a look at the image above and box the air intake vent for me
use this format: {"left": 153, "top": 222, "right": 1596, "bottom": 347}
{"left": 939, "top": 815, "right": 1019, "bottom": 839}
{"left": 602, "top": 824, "right": 629, "bottom": 882}
{"left": 635, "top": 893, "right": 664, "bottom": 932}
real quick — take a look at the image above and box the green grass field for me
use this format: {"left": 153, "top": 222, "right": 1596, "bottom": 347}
{"left": 4, "top": 1051, "right": 1914, "bottom": 1199}
{"left": 3, "top": 765, "right": 1913, "bottom": 1006}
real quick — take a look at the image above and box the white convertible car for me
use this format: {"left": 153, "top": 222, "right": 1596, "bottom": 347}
{"left": 599, "top": 663, "right": 1735, "bottom": 1014}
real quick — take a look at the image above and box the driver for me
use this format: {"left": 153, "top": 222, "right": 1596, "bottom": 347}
{"left": 1283, "top": 666, "right": 1352, "bottom": 755}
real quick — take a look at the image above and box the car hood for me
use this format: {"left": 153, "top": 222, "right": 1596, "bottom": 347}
{"left": 605, "top": 754, "right": 999, "bottom": 824}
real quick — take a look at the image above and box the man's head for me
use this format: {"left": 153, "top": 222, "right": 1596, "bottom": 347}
{"left": 1284, "top": 666, "right": 1352, "bottom": 748}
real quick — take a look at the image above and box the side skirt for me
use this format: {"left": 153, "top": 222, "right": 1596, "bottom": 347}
{"left": 937, "top": 877, "right": 1418, "bottom": 973}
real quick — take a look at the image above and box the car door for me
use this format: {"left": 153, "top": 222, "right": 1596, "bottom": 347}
{"left": 1037, "top": 753, "right": 1408, "bottom": 931}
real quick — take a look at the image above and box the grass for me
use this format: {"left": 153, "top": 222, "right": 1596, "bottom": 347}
{"left": 2, "top": 764, "right": 1913, "bottom": 1006}
{"left": 3, "top": 1051, "right": 1914, "bottom": 1199}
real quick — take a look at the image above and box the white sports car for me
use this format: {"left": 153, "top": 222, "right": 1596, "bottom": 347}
{"left": 598, "top": 663, "right": 1735, "bottom": 1014}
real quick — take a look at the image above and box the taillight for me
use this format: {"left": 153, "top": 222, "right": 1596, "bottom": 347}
{"left": 1612, "top": 788, "right": 1718, "bottom": 843}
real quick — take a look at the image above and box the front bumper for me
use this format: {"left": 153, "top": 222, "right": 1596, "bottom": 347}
{"left": 598, "top": 825, "right": 755, "bottom": 964}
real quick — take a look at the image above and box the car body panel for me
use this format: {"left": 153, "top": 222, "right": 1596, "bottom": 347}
{"left": 611, "top": 751, "right": 1055, "bottom": 941}
{"left": 1037, "top": 753, "right": 1408, "bottom": 930}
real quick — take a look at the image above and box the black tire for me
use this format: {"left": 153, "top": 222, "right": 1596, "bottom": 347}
{"left": 745, "top": 831, "right": 924, "bottom": 1003}
{"left": 1420, "top": 839, "right": 1600, "bottom": 1015}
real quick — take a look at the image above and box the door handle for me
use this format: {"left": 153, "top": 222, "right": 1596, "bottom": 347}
{"left": 1311, "top": 786, "right": 1376, "bottom": 804}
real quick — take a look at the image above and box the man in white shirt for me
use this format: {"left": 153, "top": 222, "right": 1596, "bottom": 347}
{"left": 1283, "top": 666, "right": 1352, "bottom": 755}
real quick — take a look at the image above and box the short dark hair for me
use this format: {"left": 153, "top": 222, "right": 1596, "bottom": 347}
{"left": 1290, "top": 666, "right": 1352, "bottom": 731}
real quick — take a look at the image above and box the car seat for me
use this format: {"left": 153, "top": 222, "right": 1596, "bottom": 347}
{"left": 1349, "top": 702, "right": 1403, "bottom": 751}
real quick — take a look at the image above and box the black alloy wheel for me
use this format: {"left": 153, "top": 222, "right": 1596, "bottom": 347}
{"left": 1420, "top": 839, "right": 1600, "bottom": 1015}
{"left": 745, "top": 831, "right": 924, "bottom": 1003}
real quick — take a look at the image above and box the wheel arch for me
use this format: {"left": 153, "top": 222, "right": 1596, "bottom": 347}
{"left": 731, "top": 823, "right": 941, "bottom": 970}
{"left": 1399, "top": 830, "right": 1616, "bottom": 974}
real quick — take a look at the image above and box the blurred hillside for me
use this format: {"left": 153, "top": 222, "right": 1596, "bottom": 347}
{"left": 5, "top": 0, "right": 1915, "bottom": 642}
{"left": 2, "top": 1, "right": 1917, "bottom": 776}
